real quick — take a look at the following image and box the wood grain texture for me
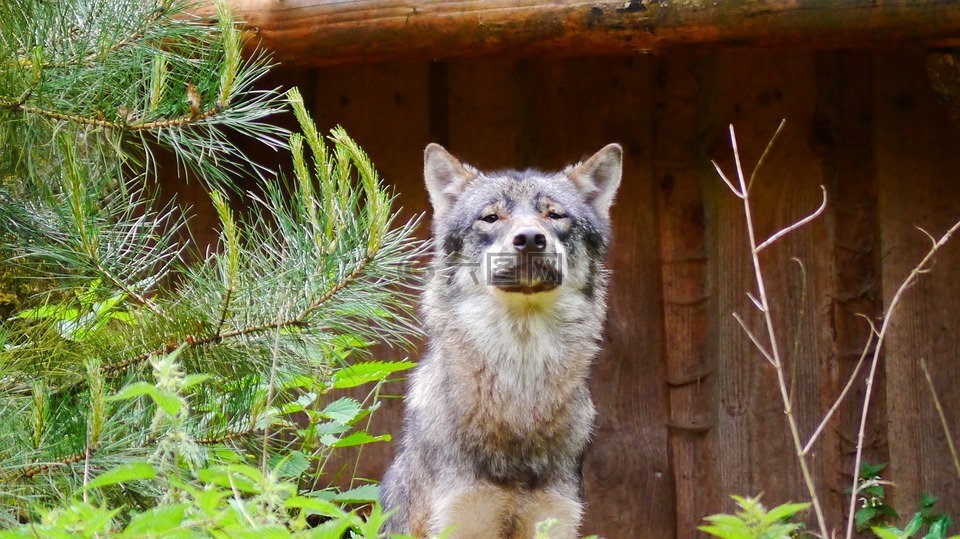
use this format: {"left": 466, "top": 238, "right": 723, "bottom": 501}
{"left": 813, "top": 50, "right": 887, "bottom": 529}
{"left": 459, "top": 56, "right": 674, "bottom": 537}
{"left": 200, "top": 0, "right": 960, "bottom": 67}
{"left": 874, "top": 50, "right": 960, "bottom": 518}
{"left": 654, "top": 53, "right": 719, "bottom": 538}
{"left": 700, "top": 50, "right": 832, "bottom": 515}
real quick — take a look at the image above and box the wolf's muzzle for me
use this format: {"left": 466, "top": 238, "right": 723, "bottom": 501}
{"left": 512, "top": 227, "right": 547, "bottom": 252}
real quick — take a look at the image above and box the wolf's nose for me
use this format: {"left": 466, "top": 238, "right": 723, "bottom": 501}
{"left": 512, "top": 227, "right": 547, "bottom": 252}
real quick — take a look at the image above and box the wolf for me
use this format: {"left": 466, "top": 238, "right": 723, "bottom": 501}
{"left": 380, "top": 143, "right": 623, "bottom": 539}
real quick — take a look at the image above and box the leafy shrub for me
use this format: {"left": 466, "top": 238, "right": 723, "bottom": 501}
{"left": 0, "top": 0, "right": 422, "bottom": 535}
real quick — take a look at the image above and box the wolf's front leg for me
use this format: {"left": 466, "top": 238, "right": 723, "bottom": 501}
{"left": 429, "top": 483, "right": 512, "bottom": 538}
{"left": 511, "top": 487, "right": 583, "bottom": 539}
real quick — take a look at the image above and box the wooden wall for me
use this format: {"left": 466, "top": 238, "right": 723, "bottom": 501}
{"left": 193, "top": 49, "right": 960, "bottom": 537}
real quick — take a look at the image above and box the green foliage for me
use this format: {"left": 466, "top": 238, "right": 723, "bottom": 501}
{"left": 872, "top": 494, "right": 959, "bottom": 539}
{"left": 699, "top": 495, "right": 809, "bottom": 539}
{"left": 0, "top": 462, "right": 393, "bottom": 538}
{"left": 0, "top": 0, "right": 423, "bottom": 534}
{"left": 0, "top": 0, "right": 287, "bottom": 188}
{"left": 853, "top": 462, "right": 899, "bottom": 532}
{"left": 704, "top": 478, "right": 960, "bottom": 539}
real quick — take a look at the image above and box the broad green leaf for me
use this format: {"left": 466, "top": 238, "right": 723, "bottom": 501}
{"left": 702, "top": 513, "right": 750, "bottom": 528}
{"left": 698, "top": 524, "right": 746, "bottom": 539}
{"left": 304, "top": 489, "right": 336, "bottom": 501}
{"left": 218, "top": 525, "right": 290, "bottom": 539}
{"left": 873, "top": 527, "right": 904, "bottom": 539}
{"left": 765, "top": 501, "right": 810, "bottom": 522}
{"left": 276, "top": 392, "right": 317, "bottom": 415}
{"left": 331, "top": 360, "right": 414, "bottom": 389}
{"left": 301, "top": 517, "right": 354, "bottom": 539}
{"left": 332, "top": 484, "right": 379, "bottom": 504}
{"left": 903, "top": 512, "right": 924, "bottom": 536}
{"left": 109, "top": 311, "right": 135, "bottom": 325}
{"left": 926, "top": 519, "right": 950, "bottom": 539}
{"left": 152, "top": 389, "right": 184, "bottom": 416}
{"left": 107, "top": 382, "right": 155, "bottom": 402}
{"left": 16, "top": 305, "right": 79, "bottom": 320}
{"left": 121, "top": 503, "right": 189, "bottom": 536}
{"left": 285, "top": 496, "right": 348, "bottom": 518}
{"left": 0, "top": 530, "right": 39, "bottom": 538}
{"left": 856, "top": 507, "right": 880, "bottom": 530}
{"left": 94, "top": 292, "right": 127, "bottom": 317}
{"left": 192, "top": 485, "right": 232, "bottom": 516}
{"left": 182, "top": 373, "right": 212, "bottom": 390}
{"left": 861, "top": 461, "right": 888, "bottom": 478}
{"left": 320, "top": 397, "right": 362, "bottom": 424}
{"left": 197, "top": 465, "right": 263, "bottom": 494}
{"left": 330, "top": 334, "right": 372, "bottom": 350}
{"left": 323, "top": 430, "right": 390, "bottom": 448}
{"left": 270, "top": 450, "right": 311, "bottom": 479}
{"left": 84, "top": 461, "right": 156, "bottom": 490}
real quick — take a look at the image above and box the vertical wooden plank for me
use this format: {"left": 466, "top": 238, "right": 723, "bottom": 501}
{"left": 305, "top": 61, "right": 433, "bottom": 486}
{"left": 875, "top": 49, "right": 960, "bottom": 518}
{"left": 519, "top": 56, "right": 674, "bottom": 538}
{"left": 813, "top": 50, "right": 887, "bottom": 529}
{"left": 654, "top": 53, "right": 719, "bottom": 537}
{"left": 445, "top": 58, "right": 523, "bottom": 168}
{"left": 700, "top": 50, "right": 832, "bottom": 514}
{"left": 309, "top": 62, "right": 434, "bottom": 223}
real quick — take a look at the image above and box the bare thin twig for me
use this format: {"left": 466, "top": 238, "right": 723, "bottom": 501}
{"left": 748, "top": 119, "right": 788, "bottom": 193}
{"left": 733, "top": 312, "right": 775, "bottom": 365}
{"left": 919, "top": 357, "right": 960, "bottom": 482}
{"left": 717, "top": 123, "right": 831, "bottom": 539}
{"left": 802, "top": 316, "right": 875, "bottom": 456}
{"left": 712, "top": 160, "right": 744, "bottom": 199}
{"left": 755, "top": 186, "right": 828, "bottom": 253}
{"left": 844, "top": 221, "right": 960, "bottom": 539}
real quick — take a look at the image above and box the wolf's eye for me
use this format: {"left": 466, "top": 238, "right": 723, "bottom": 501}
{"left": 480, "top": 214, "right": 499, "bottom": 223}
{"left": 547, "top": 211, "right": 567, "bottom": 220}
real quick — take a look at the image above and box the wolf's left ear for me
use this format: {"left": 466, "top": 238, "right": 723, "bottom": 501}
{"left": 424, "top": 143, "right": 478, "bottom": 220}
{"left": 567, "top": 143, "right": 623, "bottom": 218}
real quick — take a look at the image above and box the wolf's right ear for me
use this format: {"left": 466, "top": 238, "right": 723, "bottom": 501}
{"left": 567, "top": 143, "right": 623, "bottom": 219}
{"left": 424, "top": 143, "right": 478, "bottom": 219}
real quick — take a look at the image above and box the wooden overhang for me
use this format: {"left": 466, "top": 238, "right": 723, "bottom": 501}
{"left": 206, "top": 1, "right": 960, "bottom": 67}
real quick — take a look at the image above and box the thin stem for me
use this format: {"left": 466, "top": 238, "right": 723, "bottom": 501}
{"left": 214, "top": 287, "right": 233, "bottom": 336}
{"left": 0, "top": 98, "right": 223, "bottom": 131}
{"left": 844, "top": 220, "right": 960, "bottom": 539}
{"left": 919, "top": 357, "right": 960, "bottom": 482}
{"left": 755, "top": 186, "right": 827, "bottom": 253}
{"left": 748, "top": 119, "right": 787, "bottom": 193}
{"left": 261, "top": 304, "right": 285, "bottom": 475}
{"left": 101, "top": 256, "right": 371, "bottom": 377}
{"left": 802, "top": 323, "right": 874, "bottom": 456}
{"left": 712, "top": 160, "right": 744, "bottom": 199}
{"left": 720, "top": 123, "right": 831, "bottom": 538}
{"left": 16, "top": 449, "right": 95, "bottom": 479}
{"left": 732, "top": 312, "right": 775, "bottom": 365}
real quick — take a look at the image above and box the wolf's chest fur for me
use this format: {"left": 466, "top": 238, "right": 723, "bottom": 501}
{"left": 409, "top": 289, "right": 599, "bottom": 488}
{"left": 445, "top": 292, "right": 596, "bottom": 439}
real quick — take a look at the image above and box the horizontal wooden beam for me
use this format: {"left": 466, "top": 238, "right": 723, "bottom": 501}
{"left": 205, "top": 1, "right": 960, "bottom": 66}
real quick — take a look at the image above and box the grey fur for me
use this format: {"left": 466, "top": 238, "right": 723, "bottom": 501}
{"left": 380, "top": 144, "right": 622, "bottom": 539}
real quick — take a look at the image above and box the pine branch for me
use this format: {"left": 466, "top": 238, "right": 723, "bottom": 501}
{"left": 0, "top": 2, "right": 423, "bottom": 518}
{"left": 0, "top": 98, "right": 225, "bottom": 131}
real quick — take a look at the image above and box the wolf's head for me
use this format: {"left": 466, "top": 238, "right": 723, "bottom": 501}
{"left": 423, "top": 144, "right": 621, "bottom": 303}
